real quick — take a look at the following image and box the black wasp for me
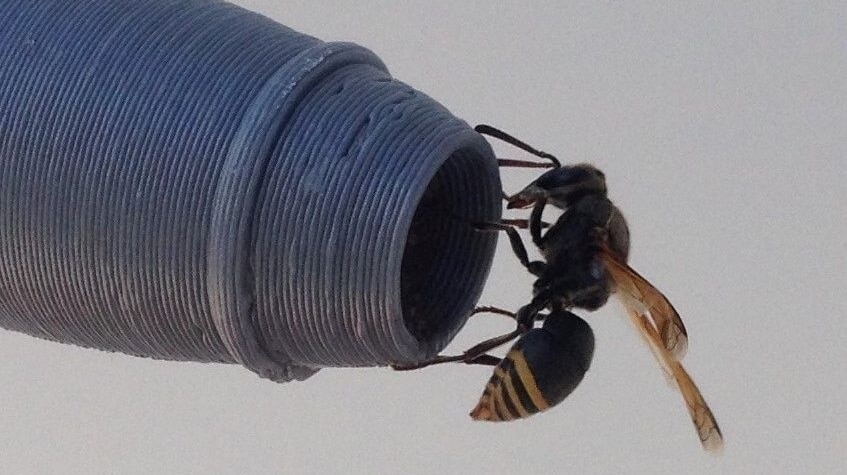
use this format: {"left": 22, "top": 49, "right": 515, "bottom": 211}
{"left": 393, "top": 125, "right": 723, "bottom": 452}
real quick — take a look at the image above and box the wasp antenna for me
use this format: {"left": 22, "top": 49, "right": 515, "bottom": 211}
{"left": 475, "top": 124, "right": 561, "bottom": 168}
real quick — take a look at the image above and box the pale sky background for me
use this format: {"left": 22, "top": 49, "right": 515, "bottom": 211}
{"left": 1, "top": 1, "right": 845, "bottom": 474}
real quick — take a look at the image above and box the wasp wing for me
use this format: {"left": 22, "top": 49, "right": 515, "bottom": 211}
{"left": 628, "top": 308, "right": 724, "bottom": 452}
{"left": 619, "top": 298, "right": 676, "bottom": 385}
{"left": 600, "top": 248, "right": 689, "bottom": 359}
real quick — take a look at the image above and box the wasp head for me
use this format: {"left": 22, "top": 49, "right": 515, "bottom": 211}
{"left": 507, "top": 163, "right": 607, "bottom": 209}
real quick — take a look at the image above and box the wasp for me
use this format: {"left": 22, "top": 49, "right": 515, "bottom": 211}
{"left": 393, "top": 125, "right": 723, "bottom": 452}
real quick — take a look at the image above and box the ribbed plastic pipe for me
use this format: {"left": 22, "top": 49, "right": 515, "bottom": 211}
{"left": 0, "top": 0, "right": 501, "bottom": 382}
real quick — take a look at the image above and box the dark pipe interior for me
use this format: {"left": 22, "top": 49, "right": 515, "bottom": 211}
{"left": 401, "top": 148, "right": 496, "bottom": 343}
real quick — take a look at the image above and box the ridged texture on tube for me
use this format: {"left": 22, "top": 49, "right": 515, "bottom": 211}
{"left": 0, "top": 0, "right": 501, "bottom": 382}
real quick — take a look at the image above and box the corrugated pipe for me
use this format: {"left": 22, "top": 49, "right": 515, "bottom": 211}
{"left": 0, "top": 0, "right": 501, "bottom": 382}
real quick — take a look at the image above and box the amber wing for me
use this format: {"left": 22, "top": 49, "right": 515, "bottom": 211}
{"left": 600, "top": 247, "right": 723, "bottom": 452}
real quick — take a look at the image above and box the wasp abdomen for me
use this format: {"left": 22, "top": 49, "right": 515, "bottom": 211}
{"left": 470, "top": 311, "right": 595, "bottom": 421}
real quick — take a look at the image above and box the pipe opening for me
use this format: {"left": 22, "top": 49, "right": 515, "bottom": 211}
{"left": 401, "top": 147, "right": 497, "bottom": 344}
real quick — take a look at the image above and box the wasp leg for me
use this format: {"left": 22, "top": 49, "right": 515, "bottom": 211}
{"left": 434, "top": 204, "right": 553, "bottom": 231}
{"left": 472, "top": 306, "right": 516, "bottom": 319}
{"left": 529, "top": 198, "right": 547, "bottom": 248}
{"left": 467, "top": 354, "right": 502, "bottom": 366}
{"left": 391, "top": 328, "right": 523, "bottom": 371}
{"left": 472, "top": 306, "right": 549, "bottom": 323}
{"left": 475, "top": 124, "right": 561, "bottom": 168}
{"left": 500, "top": 218, "right": 551, "bottom": 229}
{"left": 473, "top": 222, "right": 546, "bottom": 277}
{"left": 497, "top": 158, "right": 557, "bottom": 169}
{"left": 514, "top": 287, "right": 560, "bottom": 329}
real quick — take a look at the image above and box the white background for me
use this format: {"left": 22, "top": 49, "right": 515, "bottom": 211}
{"left": 1, "top": 1, "right": 845, "bottom": 473}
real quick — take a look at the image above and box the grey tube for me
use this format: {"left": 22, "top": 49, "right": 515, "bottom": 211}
{"left": 0, "top": 0, "right": 501, "bottom": 382}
